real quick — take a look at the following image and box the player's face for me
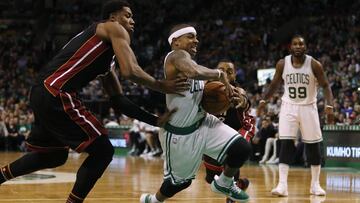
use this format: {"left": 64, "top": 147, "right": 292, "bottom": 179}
{"left": 217, "top": 62, "right": 236, "bottom": 82}
{"left": 290, "top": 37, "right": 306, "bottom": 57}
{"left": 113, "top": 7, "right": 135, "bottom": 33}
{"left": 176, "top": 33, "right": 198, "bottom": 57}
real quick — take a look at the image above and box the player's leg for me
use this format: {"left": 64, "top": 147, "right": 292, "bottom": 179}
{"left": 0, "top": 90, "right": 69, "bottom": 185}
{"left": 204, "top": 115, "right": 250, "bottom": 201}
{"left": 300, "top": 104, "right": 325, "bottom": 196}
{"left": 141, "top": 125, "right": 205, "bottom": 202}
{"left": 140, "top": 179, "right": 192, "bottom": 203}
{"left": 68, "top": 136, "right": 114, "bottom": 203}
{"left": 0, "top": 149, "right": 68, "bottom": 184}
{"left": 55, "top": 92, "right": 112, "bottom": 203}
{"left": 305, "top": 142, "right": 325, "bottom": 195}
{"left": 272, "top": 102, "right": 299, "bottom": 197}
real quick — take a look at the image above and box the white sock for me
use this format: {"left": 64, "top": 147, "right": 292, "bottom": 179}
{"left": 311, "top": 165, "right": 321, "bottom": 186}
{"left": 216, "top": 172, "right": 233, "bottom": 187}
{"left": 278, "top": 163, "right": 289, "bottom": 186}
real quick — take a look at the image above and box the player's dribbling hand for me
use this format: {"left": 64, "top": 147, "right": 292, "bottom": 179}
{"left": 325, "top": 105, "right": 335, "bottom": 124}
{"left": 157, "top": 108, "right": 178, "bottom": 127}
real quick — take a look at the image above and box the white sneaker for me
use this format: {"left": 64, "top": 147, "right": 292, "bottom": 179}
{"left": 259, "top": 158, "right": 267, "bottom": 164}
{"left": 271, "top": 183, "right": 288, "bottom": 197}
{"left": 266, "top": 158, "right": 279, "bottom": 164}
{"left": 310, "top": 183, "right": 326, "bottom": 196}
{"left": 140, "top": 193, "right": 151, "bottom": 203}
{"left": 140, "top": 193, "right": 163, "bottom": 203}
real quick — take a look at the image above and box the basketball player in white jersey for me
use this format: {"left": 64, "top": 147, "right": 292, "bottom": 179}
{"left": 140, "top": 24, "right": 251, "bottom": 203}
{"left": 258, "top": 35, "right": 334, "bottom": 197}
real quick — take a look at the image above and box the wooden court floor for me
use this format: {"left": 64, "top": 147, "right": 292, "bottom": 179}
{"left": 0, "top": 152, "right": 359, "bottom": 203}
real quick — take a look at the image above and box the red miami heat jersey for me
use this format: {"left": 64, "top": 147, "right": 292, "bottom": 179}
{"left": 40, "top": 22, "right": 114, "bottom": 96}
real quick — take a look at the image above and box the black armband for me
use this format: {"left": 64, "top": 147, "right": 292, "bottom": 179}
{"left": 110, "top": 94, "right": 158, "bottom": 126}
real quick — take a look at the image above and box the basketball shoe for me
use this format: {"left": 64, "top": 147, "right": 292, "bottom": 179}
{"left": 211, "top": 176, "right": 249, "bottom": 202}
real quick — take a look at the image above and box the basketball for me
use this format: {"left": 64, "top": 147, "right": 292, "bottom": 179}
{"left": 201, "top": 81, "right": 231, "bottom": 115}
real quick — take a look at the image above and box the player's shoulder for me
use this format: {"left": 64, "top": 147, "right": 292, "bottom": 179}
{"left": 276, "top": 58, "right": 285, "bottom": 68}
{"left": 167, "top": 49, "right": 190, "bottom": 62}
{"left": 309, "top": 56, "right": 322, "bottom": 68}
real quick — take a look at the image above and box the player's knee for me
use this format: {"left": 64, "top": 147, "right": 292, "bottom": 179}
{"left": 86, "top": 136, "right": 114, "bottom": 164}
{"left": 225, "top": 138, "right": 251, "bottom": 168}
{"left": 305, "top": 142, "right": 321, "bottom": 165}
{"left": 43, "top": 150, "right": 68, "bottom": 168}
{"left": 160, "top": 179, "right": 192, "bottom": 198}
{"left": 279, "top": 140, "right": 296, "bottom": 165}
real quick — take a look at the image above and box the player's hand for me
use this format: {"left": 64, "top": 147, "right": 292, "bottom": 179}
{"left": 219, "top": 70, "right": 233, "bottom": 99}
{"left": 325, "top": 105, "right": 334, "bottom": 124}
{"left": 231, "top": 87, "right": 248, "bottom": 109}
{"left": 157, "top": 108, "right": 178, "bottom": 127}
{"left": 157, "top": 77, "right": 190, "bottom": 96}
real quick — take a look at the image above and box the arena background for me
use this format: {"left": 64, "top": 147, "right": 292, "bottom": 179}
{"left": 0, "top": 0, "right": 360, "bottom": 202}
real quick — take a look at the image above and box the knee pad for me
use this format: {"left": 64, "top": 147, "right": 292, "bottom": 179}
{"left": 160, "top": 178, "right": 192, "bottom": 198}
{"left": 225, "top": 137, "right": 251, "bottom": 168}
{"left": 279, "top": 140, "right": 296, "bottom": 165}
{"left": 305, "top": 142, "right": 321, "bottom": 165}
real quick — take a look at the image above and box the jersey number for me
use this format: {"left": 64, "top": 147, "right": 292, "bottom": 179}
{"left": 289, "top": 87, "right": 306, "bottom": 99}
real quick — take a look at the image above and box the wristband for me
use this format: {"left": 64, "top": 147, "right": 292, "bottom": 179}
{"left": 325, "top": 105, "right": 333, "bottom": 109}
{"left": 216, "top": 69, "right": 221, "bottom": 79}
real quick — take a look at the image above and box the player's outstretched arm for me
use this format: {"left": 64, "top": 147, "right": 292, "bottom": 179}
{"left": 97, "top": 22, "right": 188, "bottom": 94}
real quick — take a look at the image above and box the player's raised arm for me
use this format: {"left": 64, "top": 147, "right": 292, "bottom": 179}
{"left": 97, "top": 21, "right": 188, "bottom": 94}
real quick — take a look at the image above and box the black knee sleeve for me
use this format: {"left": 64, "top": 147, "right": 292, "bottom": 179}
{"left": 224, "top": 137, "right": 251, "bottom": 168}
{"left": 160, "top": 178, "right": 192, "bottom": 198}
{"left": 305, "top": 142, "right": 321, "bottom": 165}
{"left": 72, "top": 136, "right": 114, "bottom": 198}
{"left": 84, "top": 136, "right": 115, "bottom": 177}
{"left": 279, "top": 140, "right": 296, "bottom": 165}
{"left": 44, "top": 150, "right": 69, "bottom": 168}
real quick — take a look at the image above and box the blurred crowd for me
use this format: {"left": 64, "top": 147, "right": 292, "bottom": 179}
{"left": 0, "top": 0, "right": 359, "bottom": 153}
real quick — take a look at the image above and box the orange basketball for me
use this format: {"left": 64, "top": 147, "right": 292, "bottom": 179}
{"left": 201, "top": 81, "right": 231, "bottom": 115}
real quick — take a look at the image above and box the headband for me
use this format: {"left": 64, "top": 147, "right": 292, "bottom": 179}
{"left": 168, "top": 27, "right": 197, "bottom": 45}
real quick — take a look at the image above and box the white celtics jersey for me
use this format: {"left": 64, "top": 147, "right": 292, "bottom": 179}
{"left": 163, "top": 51, "right": 206, "bottom": 127}
{"left": 282, "top": 54, "right": 318, "bottom": 105}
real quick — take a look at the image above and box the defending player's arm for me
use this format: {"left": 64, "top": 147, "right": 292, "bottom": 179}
{"left": 97, "top": 22, "right": 189, "bottom": 94}
{"left": 100, "top": 68, "right": 159, "bottom": 126}
{"left": 311, "top": 59, "right": 334, "bottom": 123}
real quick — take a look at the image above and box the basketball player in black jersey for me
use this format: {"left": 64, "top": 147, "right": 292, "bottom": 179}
{"left": 203, "top": 61, "right": 255, "bottom": 203}
{"left": 0, "top": 1, "right": 189, "bottom": 202}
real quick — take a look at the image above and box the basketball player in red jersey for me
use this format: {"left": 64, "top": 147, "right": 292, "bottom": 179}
{"left": 0, "top": 1, "right": 189, "bottom": 202}
{"left": 203, "top": 61, "right": 255, "bottom": 203}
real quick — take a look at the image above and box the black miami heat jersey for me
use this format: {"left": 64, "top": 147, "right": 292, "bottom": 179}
{"left": 40, "top": 22, "right": 114, "bottom": 96}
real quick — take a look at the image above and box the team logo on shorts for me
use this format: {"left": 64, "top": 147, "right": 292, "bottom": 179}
{"left": 172, "top": 137, "right": 178, "bottom": 144}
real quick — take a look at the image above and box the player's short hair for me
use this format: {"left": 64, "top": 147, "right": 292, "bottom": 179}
{"left": 169, "top": 24, "right": 194, "bottom": 36}
{"left": 101, "top": 0, "right": 130, "bottom": 20}
{"left": 291, "top": 34, "right": 306, "bottom": 44}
